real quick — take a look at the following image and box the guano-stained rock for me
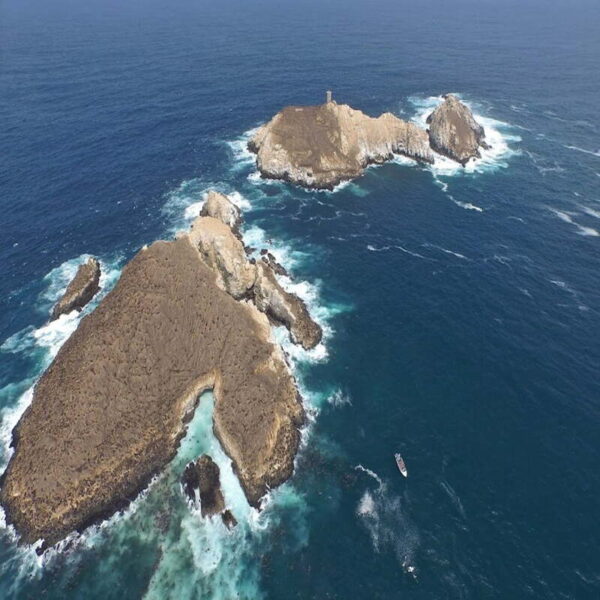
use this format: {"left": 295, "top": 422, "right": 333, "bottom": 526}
{"left": 249, "top": 101, "right": 434, "bottom": 189}
{"left": 426, "top": 94, "right": 489, "bottom": 165}
{"left": 51, "top": 257, "right": 101, "bottom": 319}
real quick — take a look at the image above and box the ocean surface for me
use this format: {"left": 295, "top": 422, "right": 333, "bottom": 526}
{"left": 1, "top": 0, "right": 599, "bottom": 598}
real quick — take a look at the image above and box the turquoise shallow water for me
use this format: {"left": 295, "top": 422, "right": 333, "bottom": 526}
{"left": 1, "top": 0, "right": 599, "bottom": 598}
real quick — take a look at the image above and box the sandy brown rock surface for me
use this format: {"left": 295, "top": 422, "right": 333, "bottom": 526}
{"left": 426, "top": 94, "right": 489, "bottom": 165}
{"left": 249, "top": 101, "right": 434, "bottom": 189}
{"left": 1, "top": 220, "right": 307, "bottom": 547}
{"left": 51, "top": 257, "right": 101, "bottom": 319}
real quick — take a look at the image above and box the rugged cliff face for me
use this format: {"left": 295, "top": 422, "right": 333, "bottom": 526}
{"left": 52, "top": 257, "right": 101, "bottom": 319}
{"left": 0, "top": 205, "right": 317, "bottom": 548}
{"left": 426, "top": 94, "right": 489, "bottom": 165}
{"left": 248, "top": 101, "right": 434, "bottom": 189}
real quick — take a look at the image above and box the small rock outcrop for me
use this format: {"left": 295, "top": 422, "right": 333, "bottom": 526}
{"left": 426, "top": 94, "right": 489, "bottom": 165}
{"left": 261, "top": 251, "right": 288, "bottom": 277}
{"left": 200, "top": 191, "right": 242, "bottom": 235}
{"left": 51, "top": 257, "right": 101, "bottom": 319}
{"left": 249, "top": 101, "right": 434, "bottom": 189}
{"left": 221, "top": 509, "right": 237, "bottom": 529}
{"left": 254, "top": 263, "right": 322, "bottom": 350}
{"left": 182, "top": 455, "right": 225, "bottom": 517}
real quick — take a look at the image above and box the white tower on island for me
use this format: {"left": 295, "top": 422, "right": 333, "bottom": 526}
{"left": 326, "top": 90, "right": 333, "bottom": 104}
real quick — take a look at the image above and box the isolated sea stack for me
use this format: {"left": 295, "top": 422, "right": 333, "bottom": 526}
{"left": 248, "top": 92, "right": 434, "bottom": 189}
{"left": 51, "top": 257, "right": 101, "bottom": 319}
{"left": 0, "top": 191, "right": 319, "bottom": 548}
{"left": 426, "top": 94, "right": 489, "bottom": 165}
{"left": 182, "top": 455, "right": 225, "bottom": 517}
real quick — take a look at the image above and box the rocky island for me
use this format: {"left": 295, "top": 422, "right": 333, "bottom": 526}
{"left": 0, "top": 192, "right": 319, "bottom": 548}
{"left": 248, "top": 96, "right": 434, "bottom": 189}
{"left": 426, "top": 94, "right": 490, "bottom": 165}
{"left": 248, "top": 92, "right": 489, "bottom": 188}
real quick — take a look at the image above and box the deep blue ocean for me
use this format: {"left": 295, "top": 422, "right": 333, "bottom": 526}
{"left": 1, "top": 0, "right": 599, "bottom": 598}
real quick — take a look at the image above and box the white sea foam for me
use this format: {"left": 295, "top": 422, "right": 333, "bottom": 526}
{"left": 548, "top": 207, "right": 600, "bottom": 237}
{"left": 422, "top": 243, "right": 469, "bottom": 260}
{"left": 580, "top": 205, "right": 600, "bottom": 220}
{"left": 328, "top": 389, "right": 352, "bottom": 407}
{"left": 366, "top": 244, "right": 427, "bottom": 259}
{"left": 564, "top": 145, "right": 600, "bottom": 158}
{"left": 225, "top": 126, "right": 260, "bottom": 171}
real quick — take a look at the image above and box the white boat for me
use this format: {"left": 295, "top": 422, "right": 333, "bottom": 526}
{"left": 395, "top": 453, "right": 408, "bottom": 477}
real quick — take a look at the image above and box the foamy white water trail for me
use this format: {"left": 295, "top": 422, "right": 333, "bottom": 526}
{"left": 354, "top": 466, "right": 420, "bottom": 576}
{"left": 547, "top": 207, "right": 600, "bottom": 237}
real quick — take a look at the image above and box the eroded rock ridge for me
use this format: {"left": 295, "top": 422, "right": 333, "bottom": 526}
{"left": 52, "top": 257, "right": 101, "bottom": 319}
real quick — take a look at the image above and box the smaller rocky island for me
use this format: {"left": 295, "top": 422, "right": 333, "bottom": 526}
{"left": 248, "top": 92, "right": 489, "bottom": 189}
{"left": 426, "top": 94, "right": 490, "bottom": 165}
{"left": 52, "top": 257, "right": 101, "bottom": 319}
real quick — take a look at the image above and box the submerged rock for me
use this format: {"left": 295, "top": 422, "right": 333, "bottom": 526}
{"left": 51, "top": 257, "right": 101, "bottom": 319}
{"left": 249, "top": 100, "right": 434, "bottom": 189}
{"left": 1, "top": 217, "right": 307, "bottom": 547}
{"left": 200, "top": 190, "right": 242, "bottom": 235}
{"left": 182, "top": 455, "right": 225, "bottom": 517}
{"left": 426, "top": 94, "right": 489, "bottom": 165}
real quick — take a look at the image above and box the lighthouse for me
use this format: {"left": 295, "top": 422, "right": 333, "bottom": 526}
{"left": 326, "top": 90, "right": 333, "bottom": 104}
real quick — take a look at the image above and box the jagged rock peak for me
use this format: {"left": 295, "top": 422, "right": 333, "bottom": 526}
{"left": 426, "top": 94, "right": 490, "bottom": 165}
{"left": 52, "top": 257, "right": 101, "bottom": 320}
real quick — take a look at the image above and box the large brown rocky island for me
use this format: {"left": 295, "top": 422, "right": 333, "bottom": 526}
{"left": 248, "top": 92, "right": 489, "bottom": 189}
{"left": 0, "top": 191, "right": 321, "bottom": 549}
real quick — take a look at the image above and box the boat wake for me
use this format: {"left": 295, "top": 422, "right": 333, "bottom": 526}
{"left": 355, "top": 466, "right": 420, "bottom": 577}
